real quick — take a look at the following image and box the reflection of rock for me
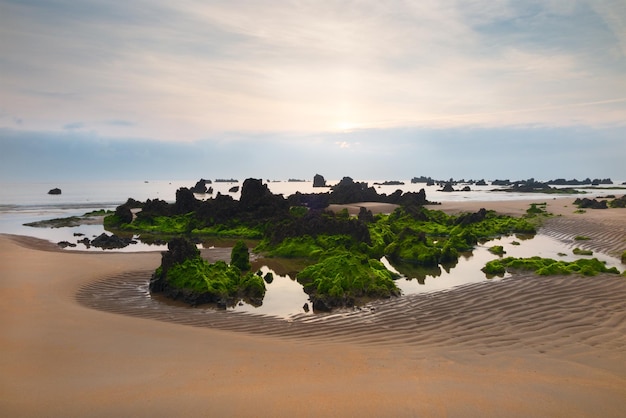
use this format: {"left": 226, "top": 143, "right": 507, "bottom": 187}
{"left": 48, "top": 188, "right": 62, "bottom": 195}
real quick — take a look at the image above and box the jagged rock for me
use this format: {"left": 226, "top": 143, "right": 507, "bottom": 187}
{"left": 190, "top": 179, "right": 210, "bottom": 193}
{"left": 229, "top": 186, "right": 239, "bottom": 193}
{"left": 91, "top": 233, "right": 134, "bottom": 249}
{"left": 48, "top": 188, "right": 62, "bottom": 195}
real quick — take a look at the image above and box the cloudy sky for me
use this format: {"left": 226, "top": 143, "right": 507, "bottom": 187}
{"left": 1, "top": 0, "right": 625, "bottom": 181}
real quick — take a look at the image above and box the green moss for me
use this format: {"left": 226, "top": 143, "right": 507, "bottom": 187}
{"left": 574, "top": 235, "right": 591, "bottom": 241}
{"left": 482, "top": 256, "right": 621, "bottom": 277}
{"left": 297, "top": 253, "right": 400, "bottom": 307}
{"left": 488, "top": 245, "right": 506, "bottom": 255}
{"left": 622, "top": 251, "right": 626, "bottom": 264}
{"left": 573, "top": 248, "right": 593, "bottom": 256}
{"left": 164, "top": 258, "right": 265, "bottom": 303}
{"left": 231, "top": 240, "right": 251, "bottom": 271}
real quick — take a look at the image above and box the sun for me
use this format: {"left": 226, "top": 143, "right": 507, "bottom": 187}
{"left": 335, "top": 121, "right": 357, "bottom": 132}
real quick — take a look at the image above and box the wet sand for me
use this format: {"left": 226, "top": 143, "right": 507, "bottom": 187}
{"left": 1, "top": 197, "right": 625, "bottom": 416}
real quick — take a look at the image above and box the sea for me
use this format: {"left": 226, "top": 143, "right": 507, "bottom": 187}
{"left": 1, "top": 178, "right": 622, "bottom": 317}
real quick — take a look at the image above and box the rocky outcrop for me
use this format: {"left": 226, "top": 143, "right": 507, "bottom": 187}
{"left": 190, "top": 179, "right": 211, "bottom": 193}
{"left": 441, "top": 183, "right": 455, "bottom": 192}
{"left": 313, "top": 174, "right": 327, "bottom": 187}
{"left": 574, "top": 198, "right": 608, "bottom": 209}
{"left": 48, "top": 188, "right": 62, "bottom": 195}
{"left": 91, "top": 233, "right": 136, "bottom": 249}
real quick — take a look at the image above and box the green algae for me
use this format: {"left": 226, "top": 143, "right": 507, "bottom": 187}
{"left": 482, "top": 256, "right": 621, "bottom": 277}
{"left": 297, "top": 252, "right": 400, "bottom": 309}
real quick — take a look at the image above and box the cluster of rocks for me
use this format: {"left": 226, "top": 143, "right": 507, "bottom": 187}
{"left": 57, "top": 233, "right": 137, "bottom": 249}
{"left": 190, "top": 179, "right": 213, "bottom": 194}
{"left": 412, "top": 176, "right": 487, "bottom": 187}
{"left": 575, "top": 195, "right": 626, "bottom": 209}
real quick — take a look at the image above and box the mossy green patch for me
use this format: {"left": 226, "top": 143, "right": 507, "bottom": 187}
{"left": 482, "top": 256, "right": 621, "bottom": 277}
{"left": 297, "top": 252, "right": 400, "bottom": 308}
{"left": 164, "top": 258, "right": 266, "bottom": 305}
{"left": 573, "top": 248, "right": 593, "bottom": 256}
{"left": 488, "top": 245, "right": 506, "bottom": 255}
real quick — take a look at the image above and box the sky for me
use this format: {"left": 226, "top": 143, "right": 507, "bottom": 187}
{"left": 1, "top": 0, "right": 625, "bottom": 181}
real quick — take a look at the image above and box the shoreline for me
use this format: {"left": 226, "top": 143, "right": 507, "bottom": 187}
{"left": 1, "top": 197, "right": 625, "bottom": 416}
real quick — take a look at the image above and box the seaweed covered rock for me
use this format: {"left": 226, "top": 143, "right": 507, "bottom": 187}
{"left": 231, "top": 240, "right": 251, "bottom": 271}
{"left": 482, "top": 256, "right": 621, "bottom": 276}
{"left": 297, "top": 253, "right": 400, "bottom": 311}
{"left": 150, "top": 237, "right": 265, "bottom": 307}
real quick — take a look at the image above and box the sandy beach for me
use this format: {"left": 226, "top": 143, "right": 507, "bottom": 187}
{"left": 1, "top": 197, "right": 625, "bottom": 416}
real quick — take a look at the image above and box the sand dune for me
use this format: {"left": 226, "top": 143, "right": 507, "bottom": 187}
{"left": 2, "top": 197, "right": 626, "bottom": 416}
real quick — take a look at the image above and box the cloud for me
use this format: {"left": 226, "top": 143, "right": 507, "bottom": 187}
{"left": 0, "top": 1, "right": 624, "bottom": 141}
{"left": 105, "top": 120, "right": 135, "bottom": 127}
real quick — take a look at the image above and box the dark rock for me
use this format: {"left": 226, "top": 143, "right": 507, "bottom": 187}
{"left": 461, "top": 186, "right": 471, "bottom": 192}
{"left": 174, "top": 187, "right": 199, "bottom": 215}
{"left": 455, "top": 208, "right": 488, "bottom": 225}
{"left": 313, "top": 174, "right": 327, "bottom": 187}
{"left": 91, "top": 233, "right": 134, "bottom": 249}
{"left": 358, "top": 207, "right": 374, "bottom": 223}
{"left": 48, "top": 188, "right": 62, "bottom": 195}
{"left": 302, "top": 303, "right": 310, "bottom": 313}
{"left": 228, "top": 186, "right": 239, "bottom": 193}
{"left": 441, "top": 183, "right": 455, "bottom": 192}
{"left": 57, "top": 241, "right": 75, "bottom": 248}
{"left": 190, "top": 179, "right": 211, "bottom": 193}
{"left": 574, "top": 198, "right": 608, "bottom": 209}
{"left": 312, "top": 297, "right": 332, "bottom": 312}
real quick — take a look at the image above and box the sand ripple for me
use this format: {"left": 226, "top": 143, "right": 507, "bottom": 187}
{"left": 76, "top": 270, "right": 626, "bottom": 359}
{"left": 541, "top": 216, "right": 626, "bottom": 257}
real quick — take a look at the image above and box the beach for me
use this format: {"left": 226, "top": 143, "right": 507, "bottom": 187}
{"left": 1, "top": 197, "right": 625, "bottom": 416}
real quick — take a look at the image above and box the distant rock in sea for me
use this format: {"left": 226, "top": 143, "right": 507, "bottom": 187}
{"left": 48, "top": 188, "right": 62, "bottom": 195}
